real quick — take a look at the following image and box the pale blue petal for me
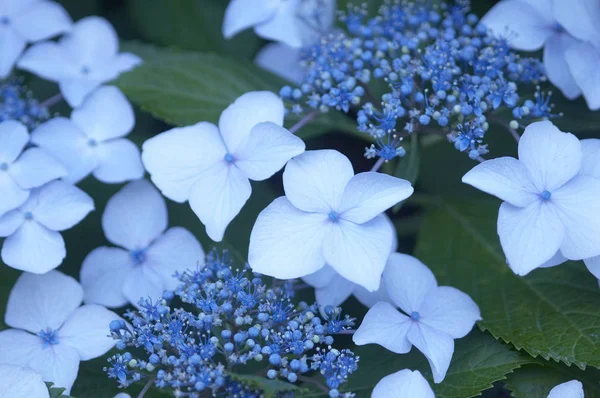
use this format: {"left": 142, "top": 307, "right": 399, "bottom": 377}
{"left": 407, "top": 323, "right": 454, "bottom": 383}
{"left": 80, "top": 247, "right": 132, "bottom": 308}
{"left": 0, "top": 120, "right": 29, "bottom": 164}
{"left": 547, "top": 380, "right": 584, "bottom": 398}
{"left": 9, "top": 148, "right": 67, "bottom": 189}
{"left": 419, "top": 286, "right": 481, "bottom": 339}
{"left": 92, "top": 138, "right": 144, "bottom": 183}
{"left": 0, "top": 364, "right": 50, "bottom": 398}
{"left": 353, "top": 301, "right": 412, "bottom": 354}
{"left": 383, "top": 253, "right": 437, "bottom": 314}
{"left": 222, "top": 0, "right": 278, "bottom": 39}
{"left": 565, "top": 42, "right": 600, "bottom": 111}
{"left": 12, "top": 0, "right": 72, "bottom": 41}
{"left": 32, "top": 181, "right": 94, "bottom": 232}
{"left": 372, "top": 369, "right": 435, "bottom": 398}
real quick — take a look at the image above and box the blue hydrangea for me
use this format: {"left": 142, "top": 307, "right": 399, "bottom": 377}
{"left": 105, "top": 250, "right": 358, "bottom": 397}
{"left": 281, "top": 0, "right": 557, "bottom": 160}
{"left": 0, "top": 77, "right": 50, "bottom": 129}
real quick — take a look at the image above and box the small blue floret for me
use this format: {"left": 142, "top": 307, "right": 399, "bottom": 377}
{"left": 224, "top": 153, "right": 235, "bottom": 164}
{"left": 328, "top": 211, "right": 340, "bottom": 222}
{"left": 130, "top": 248, "right": 147, "bottom": 265}
{"left": 38, "top": 328, "right": 59, "bottom": 348}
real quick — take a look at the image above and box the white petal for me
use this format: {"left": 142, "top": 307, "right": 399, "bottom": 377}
{"left": 283, "top": 150, "right": 354, "bottom": 213}
{"left": 498, "top": 201, "right": 565, "bottom": 275}
{"left": 59, "top": 78, "right": 103, "bottom": 108}
{"left": 1, "top": 221, "right": 66, "bottom": 273}
{"left": 552, "top": 0, "right": 600, "bottom": 46}
{"left": 584, "top": 256, "right": 600, "bottom": 279}
{"left": 93, "top": 139, "right": 144, "bottom": 183}
{"left": 480, "top": 0, "right": 554, "bottom": 51}
{"left": 352, "top": 301, "right": 412, "bottom": 354}
{"left": 580, "top": 139, "right": 600, "bottom": 178}
{"left": 9, "top": 148, "right": 67, "bottom": 189}
{"left": 146, "top": 227, "right": 205, "bottom": 291}
{"left": 122, "top": 266, "right": 164, "bottom": 306}
{"left": 249, "top": 197, "right": 328, "bottom": 279}
{"left": 110, "top": 53, "right": 142, "bottom": 76}
{"left": 0, "top": 120, "right": 29, "bottom": 164}
{"left": 462, "top": 157, "right": 540, "bottom": 207}
{"left": 17, "top": 42, "right": 78, "bottom": 82}
{"left": 408, "top": 323, "right": 454, "bottom": 383}
{"left": 31, "top": 180, "right": 94, "bottom": 231}
{"left": 189, "top": 162, "right": 251, "bottom": 242}
{"left": 337, "top": 172, "right": 413, "bottom": 224}
{"left": 518, "top": 121, "right": 582, "bottom": 192}
{"left": 0, "top": 173, "right": 29, "bottom": 218}
{"left": 419, "top": 286, "right": 481, "bottom": 339}
{"left": 12, "top": 0, "right": 72, "bottom": 41}
{"left": 5, "top": 270, "right": 83, "bottom": 332}
{"left": 543, "top": 33, "right": 582, "bottom": 100}
{"left": 0, "top": 329, "right": 44, "bottom": 368}
{"left": 141, "top": 122, "right": 226, "bottom": 202}
{"left": 102, "top": 179, "right": 167, "bottom": 250}
{"left": 324, "top": 214, "right": 393, "bottom": 292}
{"left": 235, "top": 122, "right": 305, "bottom": 181}
{"left": 565, "top": 41, "right": 600, "bottom": 111}
{"left": 539, "top": 249, "right": 568, "bottom": 268}
{"left": 218, "top": 91, "right": 285, "bottom": 154}
{"left": 553, "top": 175, "right": 600, "bottom": 260}
{"left": 80, "top": 247, "right": 132, "bottom": 308}
{"left": 0, "top": 210, "right": 23, "bottom": 237}
{"left": 254, "top": 0, "right": 303, "bottom": 48}
{"left": 547, "top": 380, "right": 584, "bottom": 398}
{"left": 302, "top": 265, "right": 338, "bottom": 289}
{"left": 314, "top": 273, "right": 356, "bottom": 310}
{"left": 0, "top": 364, "right": 50, "bottom": 398}
{"left": 372, "top": 369, "right": 435, "bottom": 398}
{"left": 28, "top": 343, "right": 80, "bottom": 394}
{"left": 71, "top": 86, "right": 135, "bottom": 142}
{"left": 31, "top": 117, "right": 96, "bottom": 184}
{"left": 222, "top": 0, "right": 278, "bottom": 39}
{"left": 0, "top": 27, "right": 26, "bottom": 79}
{"left": 353, "top": 282, "right": 392, "bottom": 308}
{"left": 383, "top": 253, "right": 438, "bottom": 314}
{"left": 60, "top": 16, "right": 118, "bottom": 66}
{"left": 58, "top": 305, "right": 119, "bottom": 360}
{"left": 255, "top": 43, "right": 304, "bottom": 84}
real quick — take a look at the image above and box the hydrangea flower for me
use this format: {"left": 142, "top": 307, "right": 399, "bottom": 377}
{"left": 249, "top": 149, "right": 413, "bottom": 291}
{"left": 0, "top": 364, "right": 49, "bottom": 398}
{"left": 462, "top": 121, "right": 600, "bottom": 275}
{"left": 17, "top": 16, "right": 141, "bottom": 107}
{"left": 482, "top": 0, "right": 600, "bottom": 109}
{"left": 548, "top": 380, "right": 584, "bottom": 398}
{"left": 31, "top": 86, "right": 143, "bottom": 184}
{"left": 80, "top": 179, "right": 204, "bottom": 308}
{"left": 0, "top": 180, "right": 94, "bottom": 273}
{"left": 0, "top": 120, "right": 66, "bottom": 218}
{"left": 0, "top": 0, "right": 72, "bottom": 78}
{"left": 142, "top": 91, "right": 305, "bottom": 242}
{"left": 0, "top": 271, "right": 120, "bottom": 393}
{"left": 372, "top": 369, "right": 434, "bottom": 398}
{"left": 353, "top": 253, "right": 481, "bottom": 383}
{"left": 223, "top": 0, "right": 335, "bottom": 48}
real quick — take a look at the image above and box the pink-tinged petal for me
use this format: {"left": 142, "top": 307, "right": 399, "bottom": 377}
{"left": 218, "top": 91, "right": 285, "bottom": 154}
{"left": 565, "top": 42, "right": 600, "bottom": 111}
{"left": 580, "top": 139, "right": 600, "bottom": 178}
{"left": 235, "top": 122, "right": 305, "bottom": 181}
{"left": 5, "top": 271, "right": 83, "bottom": 332}
{"left": 9, "top": 148, "right": 67, "bottom": 189}
{"left": 93, "top": 139, "right": 144, "bottom": 183}
{"left": 254, "top": 0, "right": 303, "bottom": 48}
{"left": 80, "top": 247, "right": 132, "bottom": 308}
{"left": 498, "top": 201, "right": 565, "bottom": 275}
{"left": 31, "top": 181, "right": 94, "bottom": 232}
{"left": 0, "top": 27, "right": 26, "bottom": 79}
{"left": 407, "top": 323, "right": 454, "bottom": 383}
{"left": 518, "top": 121, "right": 581, "bottom": 192}
{"left": 249, "top": 197, "right": 329, "bottom": 279}
{"left": 353, "top": 301, "right": 412, "bottom": 354}
{"left": 255, "top": 43, "right": 304, "bottom": 84}
{"left": 12, "top": 0, "right": 72, "bottom": 41}
{"left": 383, "top": 253, "right": 437, "bottom": 314}
{"left": 222, "top": 0, "right": 279, "bottom": 38}
{"left": 283, "top": 150, "right": 354, "bottom": 213}
{"left": 122, "top": 266, "right": 165, "bottom": 307}
{"left": 372, "top": 369, "right": 435, "bottom": 398}
{"left": 543, "top": 33, "right": 582, "bottom": 100}
{"left": 142, "top": 122, "right": 226, "bottom": 203}
{"left": 547, "top": 380, "right": 584, "bottom": 398}
{"left": 419, "top": 286, "right": 481, "bottom": 339}
{"left": 0, "top": 364, "right": 50, "bottom": 398}
{"left": 0, "top": 120, "right": 29, "bottom": 163}
{"left": 102, "top": 179, "right": 167, "bottom": 251}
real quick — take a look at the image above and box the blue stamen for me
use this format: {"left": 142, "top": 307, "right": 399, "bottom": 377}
{"left": 328, "top": 211, "right": 340, "bottom": 222}
{"left": 23, "top": 211, "right": 33, "bottom": 220}
{"left": 80, "top": 65, "right": 90, "bottom": 75}
{"left": 88, "top": 138, "right": 97, "bottom": 147}
{"left": 0, "top": 162, "right": 8, "bottom": 171}
{"left": 38, "top": 328, "right": 59, "bottom": 348}
{"left": 541, "top": 190, "right": 551, "bottom": 201}
{"left": 410, "top": 311, "right": 421, "bottom": 321}
{"left": 0, "top": 16, "right": 10, "bottom": 26}
{"left": 224, "top": 153, "right": 235, "bottom": 164}
{"left": 131, "top": 249, "right": 147, "bottom": 265}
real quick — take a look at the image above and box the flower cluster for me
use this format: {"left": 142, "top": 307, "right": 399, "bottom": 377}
{"left": 281, "top": 1, "right": 552, "bottom": 159}
{"left": 0, "top": 77, "right": 50, "bottom": 129}
{"left": 105, "top": 250, "right": 359, "bottom": 398}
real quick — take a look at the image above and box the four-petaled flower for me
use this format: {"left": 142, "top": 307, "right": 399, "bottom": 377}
{"left": 0, "top": 271, "right": 121, "bottom": 393}
{"left": 31, "top": 86, "right": 144, "bottom": 184}
{"left": 0, "top": 0, "right": 72, "bottom": 78}
{"left": 462, "top": 121, "right": 600, "bottom": 275}
{"left": 142, "top": 91, "right": 305, "bottom": 242}
{"left": 17, "top": 16, "right": 141, "bottom": 107}
{"left": 80, "top": 179, "right": 205, "bottom": 307}
{"left": 0, "top": 180, "right": 94, "bottom": 273}
{"left": 353, "top": 253, "right": 481, "bottom": 383}
{"left": 548, "top": 380, "right": 584, "bottom": 398}
{"left": 0, "top": 364, "right": 50, "bottom": 398}
{"left": 372, "top": 369, "right": 434, "bottom": 398}
{"left": 249, "top": 149, "right": 414, "bottom": 291}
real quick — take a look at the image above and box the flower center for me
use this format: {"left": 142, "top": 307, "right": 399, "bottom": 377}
{"left": 23, "top": 211, "right": 33, "bottom": 221}
{"left": 224, "top": 153, "right": 235, "bottom": 164}
{"left": 0, "top": 162, "right": 8, "bottom": 171}
{"left": 88, "top": 138, "right": 98, "bottom": 147}
{"left": 38, "top": 328, "right": 59, "bottom": 348}
{"left": 0, "top": 16, "right": 10, "bottom": 26}
{"left": 328, "top": 211, "right": 340, "bottom": 222}
{"left": 130, "top": 248, "right": 147, "bottom": 265}
{"left": 410, "top": 311, "right": 421, "bottom": 321}
{"left": 80, "top": 65, "right": 90, "bottom": 75}
{"left": 540, "top": 190, "right": 551, "bottom": 201}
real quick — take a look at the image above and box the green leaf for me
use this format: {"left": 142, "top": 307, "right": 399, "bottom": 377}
{"left": 414, "top": 198, "right": 600, "bottom": 369}
{"left": 392, "top": 134, "right": 420, "bottom": 213}
{"left": 115, "top": 42, "right": 361, "bottom": 141}
{"left": 46, "top": 382, "right": 73, "bottom": 398}
{"left": 345, "top": 330, "right": 534, "bottom": 398}
{"left": 228, "top": 373, "right": 309, "bottom": 398}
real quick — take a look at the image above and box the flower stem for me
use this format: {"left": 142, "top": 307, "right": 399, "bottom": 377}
{"left": 137, "top": 378, "right": 153, "bottom": 398}
{"left": 39, "top": 92, "right": 64, "bottom": 108}
{"left": 289, "top": 111, "right": 318, "bottom": 134}
{"left": 370, "top": 157, "right": 385, "bottom": 172}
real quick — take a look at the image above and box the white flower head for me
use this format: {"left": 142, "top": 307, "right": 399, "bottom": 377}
{"left": 0, "top": 120, "right": 67, "bottom": 218}
{"left": 0, "top": 271, "right": 121, "bottom": 393}
{"left": 462, "top": 121, "right": 600, "bottom": 276}
{"left": 17, "top": 16, "right": 141, "bottom": 107}
{"left": 0, "top": 364, "right": 50, "bottom": 398}
{"left": 353, "top": 253, "right": 481, "bottom": 383}
{"left": 223, "top": 0, "right": 336, "bottom": 48}
{"left": 548, "top": 380, "right": 584, "bottom": 398}
{"left": 0, "top": 0, "right": 72, "bottom": 79}
{"left": 142, "top": 91, "right": 305, "bottom": 242}
{"left": 249, "top": 149, "right": 413, "bottom": 291}
{"left": 81, "top": 179, "right": 204, "bottom": 308}
{"left": 0, "top": 180, "right": 94, "bottom": 273}
{"left": 372, "top": 369, "right": 435, "bottom": 398}
{"left": 482, "top": 0, "right": 600, "bottom": 109}
{"left": 31, "top": 86, "right": 143, "bottom": 184}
